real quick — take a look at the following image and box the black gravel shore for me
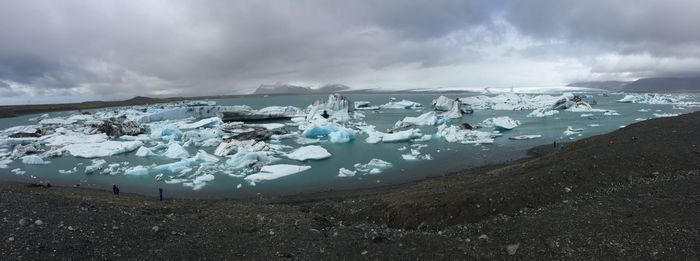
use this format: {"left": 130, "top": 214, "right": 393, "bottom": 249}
{"left": 1, "top": 111, "right": 699, "bottom": 260}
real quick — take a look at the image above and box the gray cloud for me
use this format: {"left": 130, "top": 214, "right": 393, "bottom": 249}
{"left": 0, "top": 0, "right": 698, "bottom": 103}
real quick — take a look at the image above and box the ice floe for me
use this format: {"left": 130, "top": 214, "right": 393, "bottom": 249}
{"left": 482, "top": 117, "right": 520, "bottom": 130}
{"left": 65, "top": 141, "right": 143, "bottom": 158}
{"left": 244, "top": 164, "right": 311, "bottom": 183}
{"left": 285, "top": 145, "right": 331, "bottom": 161}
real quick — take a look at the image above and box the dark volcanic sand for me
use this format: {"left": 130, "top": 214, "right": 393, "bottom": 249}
{"left": 1, "top": 111, "right": 699, "bottom": 260}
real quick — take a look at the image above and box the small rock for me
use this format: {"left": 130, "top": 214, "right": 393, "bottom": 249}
{"left": 478, "top": 234, "right": 488, "bottom": 240}
{"left": 7, "top": 237, "right": 14, "bottom": 242}
{"left": 67, "top": 226, "right": 75, "bottom": 231}
{"left": 506, "top": 243, "right": 520, "bottom": 255}
{"left": 112, "top": 226, "right": 119, "bottom": 230}
{"left": 361, "top": 250, "right": 368, "bottom": 255}
{"left": 564, "top": 187, "right": 572, "bottom": 193}
{"left": 18, "top": 218, "right": 29, "bottom": 226}
{"left": 34, "top": 220, "right": 44, "bottom": 226}
{"left": 171, "top": 231, "right": 177, "bottom": 235}
{"left": 152, "top": 226, "right": 160, "bottom": 232}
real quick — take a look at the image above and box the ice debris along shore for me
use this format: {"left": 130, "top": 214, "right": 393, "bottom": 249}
{"left": 0, "top": 92, "right": 696, "bottom": 191}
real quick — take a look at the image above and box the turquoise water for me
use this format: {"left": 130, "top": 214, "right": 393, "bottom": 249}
{"left": 1, "top": 93, "right": 697, "bottom": 199}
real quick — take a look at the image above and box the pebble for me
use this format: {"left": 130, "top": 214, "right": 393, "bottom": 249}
{"left": 19, "top": 218, "right": 29, "bottom": 226}
{"left": 478, "top": 234, "right": 489, "bottom": 240}
{"left": 34, "top": 220, "right": 44, "bottom": 226}
{"left": 67, "top": 226, "right": 75, "bottom": 231}
{"left": 564, "top": 187, "right": 572, "bottom": 193}
{"left": 7, "top": 237, "right": 14, "bottom": 242}
{"left": 152, "top": 226, "right": 160, "bottom": 232}
{"left": 506, "top": 243, "right": 520, "bottom": 255}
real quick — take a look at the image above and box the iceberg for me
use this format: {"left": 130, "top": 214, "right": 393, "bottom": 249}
{"left": 65, "top": 141, "right": 143, "bottom": 158}
{"left": 85, "top": 159, "right": 107, "bottom": 174}
{"left": 214, "top": 140, "right": 267, "bottom": 156}
{"left": 563, "top": 126, "right": 584, "bottom": 136}
{"left": 354, "top": 159, "right": 392, "bottom": 174}
{"left": 224, "top": 149, "right": 273, "bottom": 169}
{"left": 302, "top": 123, "right": 355, "bottom": 143}
{"left": 394, "top": 111, "right": 438, "bottom": 129}
{"left": 179, "top": 117, "right": 223, "bottom": 129}
{"left": 338, "top": 168, "right": 357, "bottom": 177}
{"left": 135, "top": 146, "right": 156, "bottom": 157}
{"left": 381, "top": 129, "right": 422, "bottom": 142}
{"left": 653, "top": 113, "right": 679, "bottom": 118}
{"left": 0, "top": 159, "right": 11, "bottom": 169}
{"left": 509, "top": 135, "right": 542, "bottom": 140}
{"left": 286, "top": 145, "right": 331, "bottom": 161}
{"left": 162, "top": 142, "right": 190, "bottom": 159}
{"left": 244, "top": 164, "right": 311, "bottom": 183}
{"left": 482, "top": 117, "right": 520, "bottom": 130}
{"left": 379, "top": 98, "right": 423, "bottom": 109}
{"left": 125, "top": 165, "right": 150, "bottom": 176}
{"left": 436, "top": 125, "right": 496, "bottom": 144}
{"left": 43, "top": 133, "right": 109, "bottom": 147}
{"left": 191, "top": 174, "right": 216, "bottom": 190}
{"left": 21, "top": 155, "right": 45, "bottom": 165}
{"left": 617, "top": 93, "right": 696, "bottom": 104}
{"left": 527, "top": 108, "right": 559, "bottom": 118}
{"left": 354, "top": 101, "right": 379, "bottom": 110}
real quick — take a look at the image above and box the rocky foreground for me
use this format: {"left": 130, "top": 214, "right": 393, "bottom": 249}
{"left": 1, "top": 111, "right": 699, "bottom": 260}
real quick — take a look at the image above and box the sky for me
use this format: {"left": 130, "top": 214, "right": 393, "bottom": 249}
{"left": 1, "top": 0, "right": 699, "bottom": 104}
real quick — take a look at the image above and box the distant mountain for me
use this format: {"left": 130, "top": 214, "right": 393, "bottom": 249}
{"left": 566, "top": 81, "right": 630, "bottom": 91}
{"left": 623, "top": 77, "right": 700, "bottom": 92}
{"left": 252, "top": 83, "right": 350, "bottom": 95}
{"left": 568, "top": 77, "right": 700, "bottom": 92}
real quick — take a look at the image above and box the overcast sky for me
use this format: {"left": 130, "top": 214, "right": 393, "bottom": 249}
{"left": 1, "top": 0, "right": 699, "bottom": 104}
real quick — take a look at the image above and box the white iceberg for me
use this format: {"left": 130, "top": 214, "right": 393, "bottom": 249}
{"left": 354, "top": 159, "right": 392, "bottom": 174}
{"left": 21, "top": 155, "right": 45, "bottom": 165}
{"left": 338, "top": 168, "right": 357, "bottom": 177}
{"left": 286, "top": 145, "right": 331, "bottom": 161}
{"left": 379, "top": 98, "right": 423, "bottom": 109}
{"left": 135, "top": 146, "right": 156, "bottom": 157}
{"left": 162, "top": 142, "right": 190, "bottom": 159}
{"left": 244, "top": 164, "right": 311, "bottom": 183}
{"left": 509, "top": 135, "right": 542, "bottom": 140}
{"left": 436, "top": 125, "right": 496, "bottom": 144}
{"left": 302, "top": 123, "right": 355, "bottom": 143}
{"left": 85, "top": 159, "right": 107, "bottom": 174}
{"left": 482, "top": 117, "right": 520, "bottom": 130}
{"left": 224, "top": 149, "right": 273, "bottom": 169}
{"left": 125, "top": 165, "right": 150, "bottom": 176}
{"left": 394, "top": 111, "right": 437, "bottom": 129}
{"left": 653, "top": 113, "right": 679, "bottom": 118}
{"left": 527, "top": 108, "right": 559, "bottom": 118}
{"left": 179, "top": 117, "right": 223, "bottom": 129}
{"left": 65, "top": 141, "right": 143, "bottom": 158}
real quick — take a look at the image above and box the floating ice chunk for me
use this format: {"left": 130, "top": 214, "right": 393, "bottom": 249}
{"left": 381, "top": 129, "right": 422, "bottom": 143}
{"left": 39, "top": 118, "right": 75, "bottom": 125}
{"left": 44, "top": 133, "right": 108, "bottom": 147}
{"left": 85, "top": 159, "right": 107, "bottom": 174}
{"left": 527, "top": 108, "right": 559, "bottom": 117}
{"left": 436, "top": 125, "right": 495, "bottom": 144}
{"left": 482, "top": 117, "right": 520, "bottom": 130}
{"left": 135, "top": 146, "right": 156, "bottom": 157}
{"left": 580, "top": 113, "right": 594, "bottom": 117}
{"left": 286, "top": 145, "right": 331, "bottom": 161}
{"left": 65, "top": 141, "right": 143, "bottom": 158}
{"left": 354, "top": 101, "right": 379, "bottom": 110}
{"left": 338, "top": 168, "right": 357, "bottom": 177}
{"left": 150, "top": 124, "right": 183, "bottom": 140}
{"left": 394, "top": 111, "right": 437, "bottom": 128}
{"left": 58, "top": 167, "right": 77, "bottom": 174}
{"left": 354, "top": 159, "right": 392, "bottom": 173}
{"left": 225, "top": 149, "right": 274, "bottom": 169}
{"left": 379, "top": 99, "right": 423, "bottom": 109}
{"left": 179, "top": 117, "right": 223, "bottom": 129}
{"left": 653, "top": 113, "right": 679, "bottom": 118}
{"left": 295, "top": 137, "right": 321, "bottom": 145}
{"left": 153, "top": 159, "right": 191, "bottom": 173}
{"left": 191, "top": 174, "right": 216, "bottom": 190}
{"left": 616, "top": 93, "right": 695, "bottom": 104}
{"left": 11, "top": 168, "right": 26, "bottom": 175}
{"left": 21, "top": 155, "right": 45, "bottom": 165}
{"left": 162, "top": 142, "right": 190, "bottom": 159}
{"left": 214, "top": 140, "right": 267, "bottom": 156}
{"left": 244, "top": 164, "right": 311, "bottom": 183}
{"left": 563, "top": 126, "right": 584, "bottom": 136}
{"left": 588, "top": 124, "right": 600, "bottom": 127}
{"left": 509, "top": 135, "right": 542, "bottom": 140}
{"left": 603, "top": 111, "right": 620, "bottom": 116}
{"left": 401, "top": 154, "right": 418, "bottom": 161}
{"left": 0, "top": 159, "right": 11, "bottom": 168}
{"left": 302, "top": 123, "right": 355, "bottom": 143}
{"left": 191, "top": 150, "right": 220, "bottom": 163}
{"left": 125, "top": 165, "right": 150, "bottom": 176}
{"left": 432, "top": 96, "right": 456, "bottom": 111}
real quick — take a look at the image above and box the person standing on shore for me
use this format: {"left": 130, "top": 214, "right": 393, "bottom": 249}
{"left": 112, "top": 184, "right": 119, "bottom": 195}
{"left": 159, "top": 187, "right": 164, "bottom": 201}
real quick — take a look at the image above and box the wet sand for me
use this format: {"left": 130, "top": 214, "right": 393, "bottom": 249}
{"left": 1, "top": 111, "right": 699, "bottom": 260}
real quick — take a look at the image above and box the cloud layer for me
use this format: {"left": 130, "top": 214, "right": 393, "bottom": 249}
{"left": 1, "top": 0, "right": 699, "bottom": 103}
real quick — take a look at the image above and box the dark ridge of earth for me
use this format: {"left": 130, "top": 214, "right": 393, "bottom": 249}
{"left": 1, "top": 111, "right": 699, "bottom": 260}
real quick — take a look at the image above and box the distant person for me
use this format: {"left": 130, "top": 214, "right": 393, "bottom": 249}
{"left": 112, "top": 184, "right": 120, "bottom": 195}
{"left": 159, "top": 187, "right": 164, "bottom": 201}
{"left": 321, "top": 110, "right": 330, "bottom": 119}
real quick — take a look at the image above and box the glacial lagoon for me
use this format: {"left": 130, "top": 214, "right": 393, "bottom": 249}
{"left": 1, "top": 92, "right": 698, "bottom": 198}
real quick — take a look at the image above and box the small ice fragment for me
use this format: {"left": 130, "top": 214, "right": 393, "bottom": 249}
{"left": 285, "top": 145, "right": 331, "bottom": 161}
